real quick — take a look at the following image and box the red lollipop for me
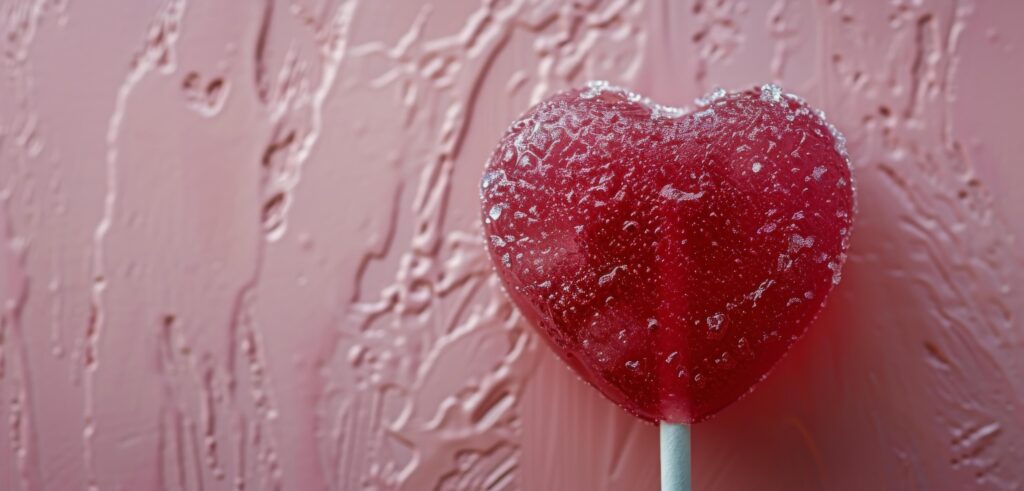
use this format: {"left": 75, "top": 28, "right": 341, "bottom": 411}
{"left": 480, "top": 82, "right": 854, "bottom": 425}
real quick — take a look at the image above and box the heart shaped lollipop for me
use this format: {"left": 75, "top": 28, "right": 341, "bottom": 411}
{"left": 481, "top": 82, "right": 854, "bottom": 424}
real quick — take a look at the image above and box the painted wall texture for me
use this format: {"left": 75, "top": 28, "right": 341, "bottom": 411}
{"left": 1, "top": 0, "right": 1022, "bottom": 490}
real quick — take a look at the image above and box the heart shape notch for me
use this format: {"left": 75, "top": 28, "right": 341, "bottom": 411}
{"left": 481, "top": 82, "right": 854, "bottom": 423}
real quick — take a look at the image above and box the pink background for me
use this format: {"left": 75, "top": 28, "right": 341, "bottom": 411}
{"left": 1, "top": 0, "right": 1022, "bottom": 490}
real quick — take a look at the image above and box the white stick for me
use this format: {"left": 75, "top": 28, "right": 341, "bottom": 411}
{"left": 660, "top": 422, "right": 692, "bottom": 491}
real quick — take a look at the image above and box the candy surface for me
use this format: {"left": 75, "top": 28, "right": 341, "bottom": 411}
{"left": 480, "top": 82, "right": 855, "bottom": 423}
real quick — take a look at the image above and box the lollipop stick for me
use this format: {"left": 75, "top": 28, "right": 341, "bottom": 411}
{"left": 660, "top": 422, "right": 691, "bottom": 491}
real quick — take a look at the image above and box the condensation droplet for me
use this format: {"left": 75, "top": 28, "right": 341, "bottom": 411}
{"left": 489, "top": 204, "right": 504, "bottom": 221}
{"left": 660, "top": 184, "right": 704, "bottom": 202}
{"left": 828, "top": 257, "right": 844, "bottom": 285}
{"left": 598, "top": 265, "right": 624, "bottom": 286}
{"left": 695, "top": 87, "right": 726, "bottom": 106}
{"left": 811, "top": 166, "right": 827, "bottom": 181}
{"left": 760, "top": 83, "right": 783, "bottom": 103}
{"left": 706, "top": 313, "right": 725, "bottom": 335}
{"left": 788, "top": 234, "right": 815, "bottom": 253}
{"left": 482, "top": 170, "right": 504, "bottom": 189}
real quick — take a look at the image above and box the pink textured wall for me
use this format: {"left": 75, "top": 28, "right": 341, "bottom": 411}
{"left": 1, "top": 0, "right": 1022, "bottom": 490}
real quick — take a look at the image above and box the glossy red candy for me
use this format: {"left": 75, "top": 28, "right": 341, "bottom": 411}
{"left": 480, "top": 82, "right": 854, "bottom": 423}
